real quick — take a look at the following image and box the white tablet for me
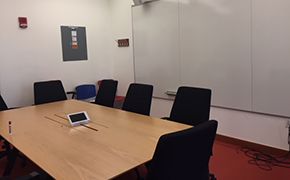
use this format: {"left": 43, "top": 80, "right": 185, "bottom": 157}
{"left": 67, "top": 111, "right": 90, "bottom": 126}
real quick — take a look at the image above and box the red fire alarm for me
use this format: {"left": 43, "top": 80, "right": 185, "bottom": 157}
{"left": 18, "top": 17, "right": 28, "bottom": 29}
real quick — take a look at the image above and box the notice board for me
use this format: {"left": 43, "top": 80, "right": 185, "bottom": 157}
{"left": 61, "top": 26, "right": 88, "bottom": 61}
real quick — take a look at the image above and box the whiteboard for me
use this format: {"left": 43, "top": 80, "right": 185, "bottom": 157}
{"left": 179, "top": 0, "right": 252, "bottom": 110}
{"left": 132, "top": 1, "right": 180, "bottom": 98}
{"left": 133, "top": 0, "right": 290, "bottom": 117}
{"left": 252, "top": 0, "right": 290, "bottom": 117}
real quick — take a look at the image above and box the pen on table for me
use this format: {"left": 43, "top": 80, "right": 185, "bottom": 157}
{"left": 9, "top": 121, "right": 12, "bottom": 135}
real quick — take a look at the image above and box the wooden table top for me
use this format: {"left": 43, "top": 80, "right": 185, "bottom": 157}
{"left": 0, "top": 100, "right": 191, "bottom": 180}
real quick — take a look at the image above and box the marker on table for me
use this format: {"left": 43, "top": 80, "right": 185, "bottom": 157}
{"left": 9, "top": 121, "right": 12, "bottom": 135}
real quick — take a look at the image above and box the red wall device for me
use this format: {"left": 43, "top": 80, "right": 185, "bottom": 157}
{"left": 18, "top": 17, "right": 28, "bottom": 28}
{"left": 117, "top": 39, "right": 129, "bottom": 47}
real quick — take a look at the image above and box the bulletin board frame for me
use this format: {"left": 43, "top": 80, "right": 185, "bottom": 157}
{"left": 61, "top": 26, "right": 88, "bottom": 61}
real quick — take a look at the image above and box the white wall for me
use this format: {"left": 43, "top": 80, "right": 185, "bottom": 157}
{"left": 0, "top": 0, "right": 288, "bottom": 151}
{"left": 109, "top": 0, "right": 135, "bottom": 95}
{"left": 151, "top": 98, "right": 289, "bottom": 151}
{"left": 0, "top": 0, "right": 113, "bottom": 107}
{"left": 110, "top": 0, "right": 290, "bottom": 151}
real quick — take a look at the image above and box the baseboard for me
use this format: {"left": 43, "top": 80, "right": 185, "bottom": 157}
{"left": 216, "top": 134, "right": 289, "bottom": 155}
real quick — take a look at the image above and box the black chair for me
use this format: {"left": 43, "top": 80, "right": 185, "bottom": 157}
{"left": 122, "top": 83, "right": 153, "bottom": 116}
{"left": 0, "top": 95, "right": 11, "bottom": 160}
{"left": 146, "top": 120, "right": 218, "bottom": 180}
{"left": 94, "top": 79, "right": 118, "bottom": 107}
{"left": 0, "top": 94, "right": 8, "bottom": 111}
{"left": 34, "top": 80, "right": 67, "bottom": 105}
{"left": 164, "top": 86, "right": 211, "bottom": 126}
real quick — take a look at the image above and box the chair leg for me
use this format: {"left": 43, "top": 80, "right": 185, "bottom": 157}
{"left": 135, "top": 168, "right": 141, "bottom": 180}
{"left": 209, "top": 173, "right": 217, "bottom": 180}
{"left": 0, "top": 141, "right": 11, "bottom": 160}
{"left": 3, "top": 148, "right": 19, "bottom": 176}
{"left": 0, "top": 151, "right": 7, "bottom": 159}
{"left": 15, "top": 171, "right": 41, "bottom": 180}
{"left": 21, "top": 156, "right": 27, "bottom": 167}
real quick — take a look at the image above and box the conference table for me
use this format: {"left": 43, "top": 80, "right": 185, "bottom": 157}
{"left": 0, "top": 100, "right": 191, "bottom": 179}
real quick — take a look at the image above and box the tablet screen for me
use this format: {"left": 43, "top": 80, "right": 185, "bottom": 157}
{"left": 69, "top": 113, "right": 87, "bottom": 123}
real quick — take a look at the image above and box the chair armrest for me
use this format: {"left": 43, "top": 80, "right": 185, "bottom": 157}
{"left": 161, "top": 117, "right": 170, "bottom": 120}
{"left": 66, "top": 91, "right": 76, "bottom": 99}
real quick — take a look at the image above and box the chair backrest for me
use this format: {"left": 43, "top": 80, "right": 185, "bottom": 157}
{"left": 34, "top": 80, "right": 67, "bottom": 105}
{"left": 122, "top": 83, "right": 153, "bottom": 116}
{"left": 94, "top": 79, "right": 118, "bottom": 107}
{"left": 0, "top": 94, "right": 9, "bottom": 145}
{"left": 169, "top": 86, "right": 211, "bottom": 126}
{"left": 0, "top": 94, "right": 8, "bottom": 111}
{"left": 75, "top": 84, "right": 96, "bottom": 100}
{"left": 147, "top": 120, "right": 218, "bottom": 180}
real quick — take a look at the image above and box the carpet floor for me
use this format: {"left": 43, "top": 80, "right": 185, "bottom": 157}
{"left": 0, "top": 139, "right": 289, "bottom": 180}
